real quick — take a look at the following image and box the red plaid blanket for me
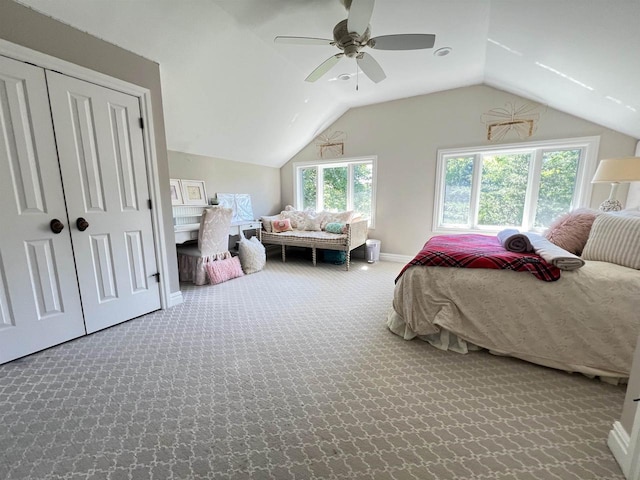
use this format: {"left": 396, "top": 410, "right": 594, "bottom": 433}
{"left": 396, "top": 234, "right": 561, "bottom": 283}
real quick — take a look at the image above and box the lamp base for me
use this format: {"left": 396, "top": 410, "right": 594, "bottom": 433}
{"left": 599, "top": 199, "right": 623, "bottom": 212}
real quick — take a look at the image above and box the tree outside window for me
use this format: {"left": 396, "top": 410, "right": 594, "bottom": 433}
{"left": 435, "top": 138, "right": 597, "bottom": 232}
{"left": 295, "top": 158, "right": 376, "bottom": 226}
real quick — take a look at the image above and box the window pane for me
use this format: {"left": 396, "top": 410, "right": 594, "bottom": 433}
{"left": 534, "top": 149, "right": 580, "bottom": 228}
{"left": 442, "top": 156, "right": 474, "bottom": 225}
{"left": 323, "top": 166, "right": 347, "bottom": 211}
{"left": 353, "top": 163, "right": 373, "bottom": 220}
{"left": 301, "top": 167, "right": 317, "bottom": 211}
{"left": 477, "top": 153, "right": 530, "bottom": 227}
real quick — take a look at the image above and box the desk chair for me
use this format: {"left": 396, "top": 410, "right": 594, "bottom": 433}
{"left": 177, "top": 206, "right": 233, "bottom": 285}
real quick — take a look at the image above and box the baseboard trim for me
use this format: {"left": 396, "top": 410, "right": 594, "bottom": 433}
{"left": 167, "top": 291, "right": 184, "bottom": 308}
{"left": 608, "top": 421, "right": 631, "bottom": 477}
{"left": 380, "top": 253, "right": 412, "bottom": 263}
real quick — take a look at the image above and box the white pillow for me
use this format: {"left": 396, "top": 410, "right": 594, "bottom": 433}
{"left": 238, "top": 236, "right": 266, "bottom": 274}
{"left": 582, "top": 214, "right": 640, "bottom": 269}
{"left": 321, "top": 210, "right": 354, "bottom": 230}
{"left": 280, "top": 209, "right": 307, "bottom": 230}
{"left": 303, "top": 212, "right": 325, "bottom": 231}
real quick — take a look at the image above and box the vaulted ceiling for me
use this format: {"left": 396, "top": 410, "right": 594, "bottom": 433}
{"left": 16, "top": 0, "right": 640, "bottom": 167}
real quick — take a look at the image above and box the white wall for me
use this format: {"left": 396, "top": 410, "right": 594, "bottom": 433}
{"left": 168, "top": 151, "right": 281, "bottom": 218}
{"left": 282, "top": 85, "right": 638, "bottom": 257}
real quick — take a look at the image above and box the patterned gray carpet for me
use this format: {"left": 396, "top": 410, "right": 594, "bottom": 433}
{"left": 0, "top": 252, "right": 626, "bottom": 479}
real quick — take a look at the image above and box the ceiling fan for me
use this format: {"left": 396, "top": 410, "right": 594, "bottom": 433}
{"left": 274, "top": 0, "right": 436, "bottom": 84}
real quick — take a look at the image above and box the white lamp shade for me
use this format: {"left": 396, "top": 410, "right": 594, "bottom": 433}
{"left": 592, "top": 156, "right": 640, "bottom": 183}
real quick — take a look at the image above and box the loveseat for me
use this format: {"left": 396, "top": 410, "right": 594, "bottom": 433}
{"left": 260, "top": 207, "right": 368, "bottom": 271}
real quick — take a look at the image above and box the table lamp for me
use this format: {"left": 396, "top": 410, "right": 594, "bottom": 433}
{"left": 591, "top": 156, "right": 640, "bottom": 211}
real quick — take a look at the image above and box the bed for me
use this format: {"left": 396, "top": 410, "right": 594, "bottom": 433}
{"left": 387, "top": 213, "right": 640, "bottom": 380}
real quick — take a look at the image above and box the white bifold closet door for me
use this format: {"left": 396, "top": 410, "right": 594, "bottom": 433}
{"left": 46, "top": 71, "right": 160, "bottom": 334}
{"left": 0, "top": 56, "right": 86, "bottom": 362}
{"left": 0, "top": 56, "right": 161, "bottom": 364}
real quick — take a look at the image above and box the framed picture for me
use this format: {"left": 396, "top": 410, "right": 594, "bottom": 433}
{"left": 180, "top": 179, "right": 208, "bottom": 205}
{"left": 169, "top": 178, "right": 184, "bottom": 205}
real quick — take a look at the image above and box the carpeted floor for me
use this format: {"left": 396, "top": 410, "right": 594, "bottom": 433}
{"left": 0, "top": 252, "right": 627, "bottom": 479}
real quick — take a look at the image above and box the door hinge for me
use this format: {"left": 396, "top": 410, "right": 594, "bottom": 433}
{"left": 151, "top": 273, "right": 160, "bottom": 283}
{"left": 139, "top": 117, "right": 144, "bottom": 129}
{"left": 147, "top": 199, "right": 152, "bottom": 209}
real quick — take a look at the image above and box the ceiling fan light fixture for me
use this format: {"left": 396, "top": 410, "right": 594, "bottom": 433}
{"left": 337, "top": 73, "right": 352, "bottom": 81}
{"left": 434, "top": 47, "right": 452, "bottom": 57}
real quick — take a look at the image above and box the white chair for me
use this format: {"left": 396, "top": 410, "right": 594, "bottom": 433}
{"left": 177, "top": 206, "right": 233, "bottom": 285}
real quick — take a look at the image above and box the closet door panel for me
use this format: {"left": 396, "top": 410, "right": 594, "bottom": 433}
{"left": 46, "top": 71, "right": 161, "bottom": 334}
{"left": 0, "top": 56, "right": 86, "bottom": 365}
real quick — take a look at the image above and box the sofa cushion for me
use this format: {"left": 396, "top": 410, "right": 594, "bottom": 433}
{"left": 303, "top": 212, "right": 324, "bottom": 231}
{"left": 321, "top": 210, "right": 354, "bottom": 230}
{"left": 325, "top": 222, "right": 347, "bottom": 234}
{"left": 280, "top": 209, "right": 307, "bottom": 230}
{"left": 272, "top": 218, "right": 293, "bottom": 233}
{"left": 260, "top": 214, "right": 281, "bottom": 233}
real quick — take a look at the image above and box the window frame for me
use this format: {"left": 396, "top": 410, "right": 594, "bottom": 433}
{"left": 293, "top": 155, "right": 377, "bottom": 228}
{"left": 433, "top": 136, "right": 600, "bottom": 233}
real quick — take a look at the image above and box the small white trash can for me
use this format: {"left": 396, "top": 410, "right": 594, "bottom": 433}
{"left": 366, "top": 239, "right": 381, "bottom": 263}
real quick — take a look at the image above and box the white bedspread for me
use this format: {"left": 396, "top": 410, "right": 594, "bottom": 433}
{"left": 387, "top": 260, "right": 640, "bottom": 378}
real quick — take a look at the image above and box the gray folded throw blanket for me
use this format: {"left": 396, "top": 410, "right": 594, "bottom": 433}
{"left": 498, "top": 228, "right": 585, "bottom": 270}
{"left": 497, "top": 228, "right": 533, "bottom": 253}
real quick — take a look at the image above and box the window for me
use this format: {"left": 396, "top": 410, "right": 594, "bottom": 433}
{"left": 434, "top": 137, "right": 599, "bottom": 232}
{"left": 294, "top": 156, "right": 376, "bottom": 226}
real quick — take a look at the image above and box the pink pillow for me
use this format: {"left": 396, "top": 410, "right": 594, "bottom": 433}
{"left": 272, "top": 218, "right": 293, "bottom": 233}
{"left": 206, "top": 257, "right": 244, "bottom": 285}
{"left": 543, "top": 208, "right": 599, "bottom": 255}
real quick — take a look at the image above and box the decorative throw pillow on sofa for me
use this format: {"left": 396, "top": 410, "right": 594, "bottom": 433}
{"left": 303, "top": 212, "right": 324, "bottom": 231}
{"left": 582, "top": 214, "right": 640, "bottom": 269}
{"left": 279, "top": 210, "right": 307, "bottom": 230}
{"left": 238, "top": 236, "right": 266, "bottom": 274}
{"left": 260, "top": 214, "right": 281, "bottom": 233}
{"left": 543, "top": 208, "right": 599, "bottom": 255}
{"left": 321, "top": 211, "right": 354, "bottom": 230}
{"left": 272, "top": 218, "right": 293, "bottom": 233}
{"left": 206, "top": 256, "right": 244, "bottom": 285}
{"left": 324, "top": 222, "right": 346, "bottom": 234}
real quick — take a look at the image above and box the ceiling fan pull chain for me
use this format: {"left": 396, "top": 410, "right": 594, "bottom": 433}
{"left": 356, "top": 67, "right": 359, "bottom": 91}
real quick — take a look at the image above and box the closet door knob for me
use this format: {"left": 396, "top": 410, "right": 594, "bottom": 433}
{"left": 50, "top": 219, "right": 65, "bottom": 234}
{"left": 76, "top": 217, "right": 89, "bottom": 232}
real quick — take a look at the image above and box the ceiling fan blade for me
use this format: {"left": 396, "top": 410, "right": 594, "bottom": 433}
{"left": 274, "top": 36, "right": 333, "bottom": 46}
{"left": 347, "top": 0, "right": 375, "bottom": 36}
{"left": 305, "top": 54, "right": 344, "bottom": 82}
{"left": 369, "top": 34, "right": 436, "bottom": 50}
{"left": 356, "top": 52, "right": 386, "bottom": 83}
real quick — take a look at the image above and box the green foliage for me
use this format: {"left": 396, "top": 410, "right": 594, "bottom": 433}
{"left": 323, "top": 166, "right": 347, "bottom": 211}
{"left": 353, "top": 163, "right": 373, "bottom": 219}
{"left": 443, "top": 157, "right": 473, "bottom": 224}
{"left": 534, "top": 150, "right": 579, "bottom": 227}
{"left": 442, "top": 149, "right": 579, "bottom": 229}
{"left": 301, "top": 167, "right": 317, "bottom": 210}
{"left": 477, "top": 153, "right": 529, "bottom": 226}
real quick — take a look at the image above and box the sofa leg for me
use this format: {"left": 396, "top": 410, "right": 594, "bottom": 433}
{"left": 312, "top": 247, "right": 317, "bottom": 266}
{"left": 281, "top": 245, "right": 286, "bottom": 263}
{"left": 346, "top": 250, "right": 350, "bottom": 271}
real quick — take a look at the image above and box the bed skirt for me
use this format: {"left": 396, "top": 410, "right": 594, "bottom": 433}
{"left": 387, "top": 308, "right": 626, "bottom": 385}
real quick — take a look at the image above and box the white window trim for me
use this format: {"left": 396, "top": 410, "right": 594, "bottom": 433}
{"left": 433, "top": 136, "right": 600, "bottom": 234}
{"left": 293, "top": 155, "right": 377, "bottom": 228}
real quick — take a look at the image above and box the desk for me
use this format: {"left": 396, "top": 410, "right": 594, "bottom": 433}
{"left": 174, "top": 220, "right": 262, "bottom": 244}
